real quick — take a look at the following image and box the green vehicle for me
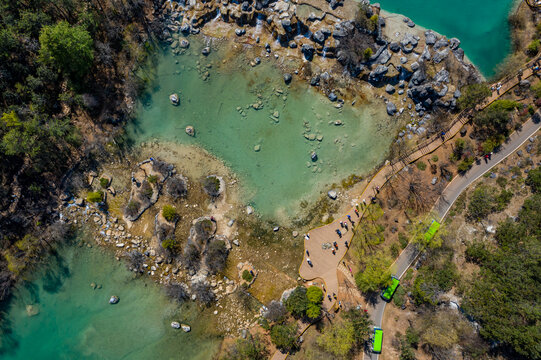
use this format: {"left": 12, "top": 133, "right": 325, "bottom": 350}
{"left": 424, "top": 220, "right": 440, "bottom": 243}
{"left": 372, "top": 327, "right": 383, "bottom": 354}
{"left": 381, "top": 276, "right": 400, "bottom": 302}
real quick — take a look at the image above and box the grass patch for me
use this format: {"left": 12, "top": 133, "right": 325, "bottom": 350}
{"left": 416, "top": 161, "right": 427, "bottom": 171}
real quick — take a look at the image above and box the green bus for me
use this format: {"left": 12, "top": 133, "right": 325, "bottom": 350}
{"left": 372, "top": 327, "right": 383, "bottom": 354}
{"left": 424, "top": 220, "right": 440, "bottom": 243}
{"left": 381, "top": 276, "right": 400, "bottom": 302}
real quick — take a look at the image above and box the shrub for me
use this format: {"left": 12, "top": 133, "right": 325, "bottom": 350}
{"left": 465, "top": 241, "right": 489, "bottom": 264}
{"left": 467, "top": 186, "right": 495, "bottom": 221}
{"left": 398, "top": 232, "right": 409, "bottom": 249}
{"left": 205, "top": 240, "right": 228, "bottom": 274}
{"left": 494, "top": 189, "right": 513, "bottom": 211}
{"left": 285, "top": 286, "right": 308, "bottom": 318}
{"left": 416, "top": 161, "right": 427, "bottom": 171}
{"left": 223, "top": 334, "right": 269, "bottom": 360}
{"left": 270, "top": 323, "right": 297, "bottom": 352}
{"left": 393, "top": 285, "right": 406, "bottom": 307}
{"left": 147, "top": 174, "right": 158, "bottom": 184}
{"left": 87, "top": 190, "right": 103, "bottom": 203}
{"left": 527, "top": 39, "right": 540, "bottom": 56}
{"left": 457, "top": 157, "right": 474, "bottom": 173}
{"left": 162, "top": 205, "right": 178, "bottom": 222}
{"left": 242, "top": 269, "right": 253, "bottom": 282}
{"left": 363, "top": 47, "right": 373, "bottom": 60}
{"left": 431, "top": 155, "right": 439, "bottom": 162}
{"left": 161, "top": 237, "right": 177, "bottom": 250}
{"left": 531, "top": 82, "right": 541, "bottom": 98}
{"left": 525, "top": 167, "right": 541, "bottom": 193}
{"left": 306, "top": 286, "right": 323, "bottom": 304}
{"left": 306, "top": 303, "right": 321, "bottom": 319}
{"left": 125, "top": 200, "right": 140, "bottom": 218}
{"left": 166, "top": 176, "right": 187, "bottom": 199}
{"left": 99, "top": 177, "right": 109, "bottom": 188}
{"left": 141, "top": 180, "right": 153, "bottom": 199}
{"left": 457, "top": 83, "right": 491, "bottom": 110}
{"left": 496, "top": 176, "right": 508, "bottom": 188}
{"left": 203, "top": 175, "right": 221, "bottom": 197}
{"left": 264, "top": 300, "right": 287, "bottom": 323}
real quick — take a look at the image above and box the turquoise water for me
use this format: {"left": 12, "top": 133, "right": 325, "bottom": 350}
{"left": 0, "top": 241, "right": 220, "bottom": 360}
{"left": 128, "top": 39, "right": 397, "bottom": 219}
{"left": 379, "top": 0, "right": 516, "bottom": 77}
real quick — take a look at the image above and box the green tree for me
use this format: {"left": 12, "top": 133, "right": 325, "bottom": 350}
{"left": 473, "top": 103, "right": 513, "bottom": 140}
{"left": 87, "top": 190, "right": 103, "bottom": 203}
{"left": 467, "top": 185, "right": 495, "bottom": 221}
{"left": 270, "top": 323, "right": 297, "bottom": 352}
{"left": 527, "top": 39, "right": 540, "bottom": 56}
{"left": 306, "top": 303, "right": 321, "bottom": 319}
{"left": 316, "top": 320, "right": 355, "bottom": 357}
{"left": 222, "top": 334, "right": 268, "bottom": 360}
{"left": 457, "top": 83, "right": 491, "bottom": 110}
{"left": 162, "top": 205, "right": 178, "bottom": 222}
{"left": 344, "top": 308, "right": 372, "bottom": 347}
{"left": 39, "top": 21, "right": 93, "bottom": 81}
{"left": 526, "top": 167, "right": 541, "bottom": 193}
{"left": 285, "top": 286, "right": 308, "bottom": 318}
{"left": 363, "top": 48, "right": 373, "bottom": 60}
{"left": 306, "top": 286, "right": 323, "bottom": 304}
{"left": 355, "top": 250, "right": 392, "bottom": 293}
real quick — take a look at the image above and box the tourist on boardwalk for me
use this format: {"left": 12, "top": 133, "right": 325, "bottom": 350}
{"left": 332, "top": 249, "right": 336, "bottom": 255}
{"left": 333, "top": 241, "right": 338, "bottom": 249}
{"left": 307, "top": 258, "right": 313, "bottom": 267}
{"left": 345, "top": 241, "right": 349, "bottom": 248}
{"left": 304, "top": 233, "right": 310, "bottom": 241}
{"left": 344, "top": 223, "right": 348, "bottom": 231}
{"left": 339, "top": 221, "right": 344, "bottom": 228}
{"left": 354, "top": 208, "right": 359, "bottom": 217}
{"left": 328, "top": 295, "right": 332, "bottom": 301}
{"left": 335, "top": 229, "right": 342, "bottom": 237}
{"left": 332, "top": 293, "right": 336, "bottom": 299}
{"left": 347, "top": 214, "right": 352, "bottom": 222}
{"left": 306, "top": 250, "right": 310, "bottom": 256}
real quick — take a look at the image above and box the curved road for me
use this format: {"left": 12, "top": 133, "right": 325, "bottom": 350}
{"left": 365, "top": 112, "right": 541, "bottom": 360}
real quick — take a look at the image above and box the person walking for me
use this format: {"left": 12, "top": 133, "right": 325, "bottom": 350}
{"left": 354, "top": 208, "right": 359, "bottom": 217}
{"left": 332, "top": 249, "right": 336, "bottom": 255}
{"left": 304, "top": 233, "right": 310, "bottom": 241}
{"left": 306, "top": 250, "right": 310, "bottom": 256}
{"left": 339, "top": 221, "right": 344, "bottom": 228}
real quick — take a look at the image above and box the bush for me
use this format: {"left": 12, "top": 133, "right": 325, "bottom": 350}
{"left": 206, "top": 240, "right": 228, "bottom": 274}
{"left": 494, "top": 189, "right": 513, "bottom": 211}
{"left": 363, "top": 47, "right": 373, "bottom": 60}
{"left": 161, "top": 237, "right": 177, "bottom": 252}
{"left": 467, "top": 186, "right": 495, "bottom": 221}
{"left": 306, "top": 286, "right": 323, "bottom": 304}
{"left": 147, "top": 174, "right": 158, "bottom": 184}
{"left": 87, "top": 190, "right": 103, "bottom": 203}
{"left": 416, "top": 161, "right": 427, "bottom": 171}
{"left": 125, "top": 200, "right": 140, "bottom": 218}
{"left": 162, "top": 205, "right": 178, "bottom": 222}
{"left": 457, "top": 83, "right": 491, "bottom": 110}
{"left": 203, "top": 176, "right": 221, "bottom": 197}
{"left": 526, "top": 167, "right": 541, "bottom": 193}
{"left": 242, "top": 269, "right": 253, "bottom": 282}
{"left": 99, "top": 177, "right": 109, "bottom": 188}
{"left": 398, "top": 232, "right": 409, "bottom": 249}
{"left": 183, "top": 244, "right": 201, "bottom": 272}
{"left": 264, "top": 300, "right": 287, "bottom": 323}
{"left": 393, "top": 285, "right": 406, "bottom": 307}
{"left": 431, "top": 155, "right": 439, "bottom": 162}
{"left": 496, "top": 176, "right": 508, "bottom": 188}
{"left": 465, "top": 241, "right": 489, "bottom": 264}
{"left": 457, "top": 157, "right": 474, "bottom": 173}
{"left": 270, "top": 323, "right": 297, "bottom": 352}
{"left": 141, "top": 180, "right": 153, "bottom": 199}
{"left": 527, "top": 39, "right": 540, "bottom": 56}
{"left": 166, "top": 175, "right": 187, "bottom": 199}
{"left": 285, "top": 286, "right": 308, "bottom": 318}
{"left": 531, "top": 82, "right": 541, "bottom": 98}
{"left": 222, "top": 334, "right": 269, "bottom": 360}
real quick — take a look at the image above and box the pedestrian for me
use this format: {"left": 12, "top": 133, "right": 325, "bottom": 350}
{"left": 333, "top": 293, "right": 337, "bottom": 299}
{"left": 306, "top": 250, "right": 310, "bottom": 256}
{"left": 333, "top": 241, "right": 338, "bottom": 248}
{"left": 375, "top": 186, "right": 380, "bottom": 194}
{"left": 339, "top": 221, "right": 344, "bottom": 228}
{"left": 338, "top": 301, "right": 342, "bottom": 308}
{"left": 342, "top": 261, "right": 346, "bottom": 266}
{"left": 304, "top": 233, "right": 310, "bottom": 241}
{"left": 328, "top": 295, "right": 332, "bottom": 301}
{"left": 250, "top": 270, "right": 254, "bottom": 276}
{"left": 362, "top": 199, "right": 366, "bottom": 206}
{"left": 345, "top": 241, "right": 349, "bottom": 248}
{"left": 344, "top": 223, "right": 348, "bottom": 231}
{"left": 332, "top": 249, "right": 336, "bottom": 255}
{"left": 323, "top": 286, "right": 326, "bottom": 293}
{"left": 347, "top": 215, "right": 352, "bottom": 222}
{"left": 308, "top": 260, "right": 313, "bottom": 267}
{"left": 307, "top": 257, "right": 311, "bottom": 263}
{"left": 354, "top": 209, "right": 359, "bottom": 217}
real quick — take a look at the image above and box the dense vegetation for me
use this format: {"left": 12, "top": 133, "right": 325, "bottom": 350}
{"left": 462, "top": 191, "right": 541, "bottom": 359}
{"left": 0, "top": 0, "right": 161, "bottom": 302}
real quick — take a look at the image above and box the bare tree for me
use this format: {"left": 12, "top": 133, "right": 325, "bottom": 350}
{"left": 264, "top": 300, "right": 287, "bottom": 323}
{"left": 166, "top": 283, "right": 189, "bottom": 302}
{"left": 192, "top": 282, "right": 215, "bottom": 306}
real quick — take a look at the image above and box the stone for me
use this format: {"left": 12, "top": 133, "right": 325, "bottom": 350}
{"left": 185, "top": 125, "right": 195, "bottom": 136}
{"left": 116, "top": 243, "right": 125, "bottom": 248}
{"left": 410, "top": 70, "right": 426, "bottom": 85}
{"left": 227, "top": 219, "right": 235, "bottom": 227}
{"left": 431, "top": 177, "right": 437, "bottom": 185}
{"left": 312, "top": 30, "right": 326, "bottom": 44}
{"left": 181, "top": 324, "right": 191, "bottom": 332}
{"left": 410, "top": 62, "right": 420, "bottom": 72}
{"left": 368, "top": 65, "right": 388, "bottom": 83}
{"left": 26, "top": 305, "right": 39, "bottom": 317}
{"left": 386, "top": 102, "right": 397, "bottom": 115}
{"left": 109, "top": 295, "right": 119, "bottom": 304}
{"left": 233, "top": 239, "right": 240, "bottom": 246}
{"left": 235, "top": 28, "right": 245, "bottom": 36}
{"left": 328, "top": 92, "right": 338, "bottom": 101}
{"left": 434, "top": 38, "right": 448, "bottom": 50}
{"left": 425, "top": 31, "right": 437, "bottom": 45}
{"left": 386, "top": 84, "right": 395, "bottom": 94}
{"left": 201, "top": 47, "right": 211, "bottom": 56}
{"left": 170, "top": 93, "right": 180, "bottom": 105}
{"left": 246, "top": 206, "right": 254, "bottom": 215}
{"left": 289, "top": 41, "right": 297, "bottom": 48}
{"left": 449, "top": 37, "right": 460, "bottom": 50}
{"left": 389, "top": 42, "right": 400, "bottom": 52}
{"left": 433, "top": 49, "right": 450, "bottom": 63}
{"left": 254, "top": 144, "right": 261, "bottom": 152}
{"left": 301, "top": 44, "right": 315, "bottom": 61}
{"left": 75, "top": 198, "right": 84, "bottom": 207}
{"left": 327, "top": 190, "right": 337, "bottom": 200}
{"left": 400, "top": 56, "right": 407, "bottom": 64}
{"left": 407, "top": 20, "right": 415, "bottom": 28}
{"left": 376, "top": 49, "right": 392, "bottom": 64}
{"left": 310, "top": 76, "right": 320, "bottom": 86}
{"left": 454, "top": 89, "right": 461, "bottom": 98}
{"left": 519, "top": 80, "right": 531, "bottom": 87}
{"left": 179, "top": 39, "right": 190, "bottom": 48}
{"left": 283, "top": 73, "right": 292, "bottom": 84}
{"left": 292, "top": 231, "right": 299, "bottom": 237}
{"left": 171, "top": 321, "right": 181, "bottom": 329}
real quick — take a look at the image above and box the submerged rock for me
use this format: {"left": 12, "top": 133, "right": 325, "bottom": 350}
{"left": 171, "top": 321, "right": 181, "bottom": 329}
{"left": 185, "top": 125, "right": 195, "bottom": 136}
{"left": 328, "top": 190, "right": 337, "bottom": 200}
{"left": 386, "top": 102, "right": 397, "bottom": 116}
{"left": 201, "top": 47, "right": 211, "bottom": 56}
{"left": 283, "top": 73, "right": 292, "bottom": 84}
{"left": 170, "top": 93, "right": 180, "bottom": 106}
{"left": 109, "top": 295, "right": 119, "bottom": 304}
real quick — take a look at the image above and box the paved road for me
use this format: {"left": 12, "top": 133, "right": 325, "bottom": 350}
{"left": 365, "top": 112, "right": 540, "bottom": 360}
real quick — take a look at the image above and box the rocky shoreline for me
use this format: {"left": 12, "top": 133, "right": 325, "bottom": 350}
{"left": 157, "top": 0, "right": 482, "bottom": 132}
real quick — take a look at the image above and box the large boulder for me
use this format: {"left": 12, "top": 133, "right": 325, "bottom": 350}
{"left": 301, "top": 44, "right": 315, "bottom": 61}
{"left": 312, "top": 30, "right": 326, "bottom": 44}
{"left": 425, "top": 31, "right": 437, "bottom": 45}
{"left": 368, "top": 65, "right": 388, "bottom": 83}
{"left": 449, "top": 37, "right": 461, "bottom": 50}
{"left": 386, "top": 101, "right": 397, "bottom": 115}
{"left": 434, "top": 38, "right": 448, "bottom": 50}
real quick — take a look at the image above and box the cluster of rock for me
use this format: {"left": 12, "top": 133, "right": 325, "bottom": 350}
{"left": 159, "top": 0, "right": 379, "bottom": 62}
{"left": 368, "top": 28, "right": 478, "bottom": 118}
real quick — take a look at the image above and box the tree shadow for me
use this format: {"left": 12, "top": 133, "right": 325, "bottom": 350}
{"left": 41, "top": 251, "right": 70, "bottom": 294}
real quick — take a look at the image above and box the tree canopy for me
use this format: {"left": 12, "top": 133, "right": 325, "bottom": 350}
{"left": 38, "top": 21, "right": 93, "bottom": 82}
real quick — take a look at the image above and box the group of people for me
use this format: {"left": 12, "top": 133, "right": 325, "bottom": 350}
{"left": 491, "top": 82, "right": 503, "bottom": 95}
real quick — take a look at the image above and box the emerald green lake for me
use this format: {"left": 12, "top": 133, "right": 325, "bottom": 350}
{"left": 379, "top": 0, "right": 516, "bottom": 77}
{"left": 128, "top": 39, "right": 397, "bottom": 219}
{"left": 0, "top": 240, "right": 220, "bottom": 360}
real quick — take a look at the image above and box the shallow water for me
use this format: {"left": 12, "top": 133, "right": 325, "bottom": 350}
{"left": 0, "top": 240, "right": 220, "bottom": 360}
{"left": 378, "top": 0, "right": 515, "bottom": 77}
{"left": 128, "top": 38, "right": 398, "bottom": 219}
